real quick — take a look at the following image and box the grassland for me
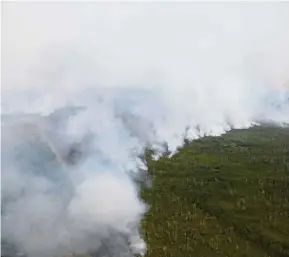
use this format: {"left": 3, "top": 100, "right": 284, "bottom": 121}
{"left": 141, "top": 125, "right": 289, "bottom": 257}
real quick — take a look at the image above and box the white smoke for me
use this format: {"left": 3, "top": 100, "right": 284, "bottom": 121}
{"left": 1, "top": 2, "right": 289, "bottom": 257}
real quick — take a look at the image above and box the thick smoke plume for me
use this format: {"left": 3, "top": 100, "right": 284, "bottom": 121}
{"left": 1, "top": 2, "right": 289, "bottom": 257}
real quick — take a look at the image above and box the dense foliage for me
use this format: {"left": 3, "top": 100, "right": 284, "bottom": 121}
{"left": 141, "top": 125, "right": 289, "bottom": 257}
{"left": 3, "top": 125, "right": 288, "bottom": 257}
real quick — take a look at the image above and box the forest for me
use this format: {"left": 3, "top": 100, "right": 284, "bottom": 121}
{"left": 141, "top": 125, "right": 289, "bottom": 257}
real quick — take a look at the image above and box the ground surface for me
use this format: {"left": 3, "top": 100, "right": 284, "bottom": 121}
{"left": 141, "top": 125, "right": 289, "bottom": 257}
{"left": 2, "top": 125, "right": 289, "bottom": 257}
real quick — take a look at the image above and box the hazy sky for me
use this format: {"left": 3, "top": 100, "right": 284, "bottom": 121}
{"left": 2, "top": 2, "right": 289, "bottom": 257}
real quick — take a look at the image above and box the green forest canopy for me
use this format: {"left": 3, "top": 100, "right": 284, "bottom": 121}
{"left": 141, "top": 125, "right": 289, "bottom": 257}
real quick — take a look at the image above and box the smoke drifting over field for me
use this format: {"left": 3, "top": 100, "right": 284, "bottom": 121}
{"left": 1, "top": 2, "right": 289, "bottom": 257}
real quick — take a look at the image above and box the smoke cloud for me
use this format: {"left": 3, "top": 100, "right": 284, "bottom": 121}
{"left": 1, "top": 2, "right": 289, "bottom": 257}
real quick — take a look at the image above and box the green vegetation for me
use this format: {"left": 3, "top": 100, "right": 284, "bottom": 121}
{"left": 141, "top": 125, "right": 289, "bottom": 257}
